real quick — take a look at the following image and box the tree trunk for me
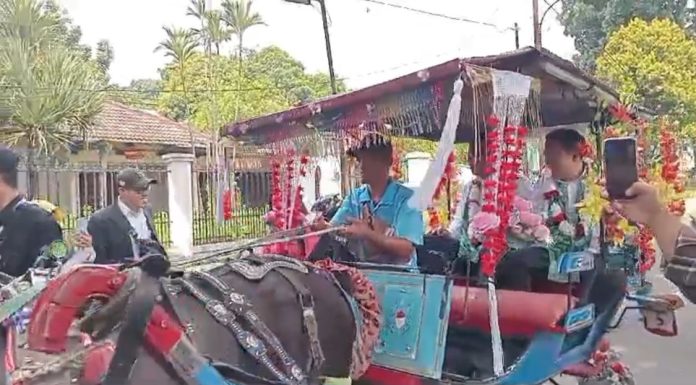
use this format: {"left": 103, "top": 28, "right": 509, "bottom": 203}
{"left": 26, "top": 147, "right": 37, "bottom": 200}
{"left": 234, "top": 35, "right": 243, "bottom": 121}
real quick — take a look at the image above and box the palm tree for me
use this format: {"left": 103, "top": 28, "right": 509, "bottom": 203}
{"left": 222, "top": 0, "right": 265, "bottom": 63}
{"left": 154, "top": 26, "right": 199, "bottom": 152}
{"left": 221, "top": 0, "right": 265, "bottom": 120}
{"left": 0, "top": 0, "right": 105, "bottom": 197}
{"left": 204, "top": 10, "right": 229, "bottom": 55}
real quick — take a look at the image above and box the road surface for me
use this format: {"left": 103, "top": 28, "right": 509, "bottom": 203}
{"left": 556, "top": 273, "right": 694, "bottom": 385}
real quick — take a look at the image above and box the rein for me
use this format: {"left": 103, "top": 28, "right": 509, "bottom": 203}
{"left": 173, "top": 226, "right": 344, "bottom": 269}
{"left": 102, "top": 255, "right": 169, "bottom": 385}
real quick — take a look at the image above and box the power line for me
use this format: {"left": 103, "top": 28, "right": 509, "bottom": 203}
{"left": 360, "top": 0, "right": 515, "bottom": 32}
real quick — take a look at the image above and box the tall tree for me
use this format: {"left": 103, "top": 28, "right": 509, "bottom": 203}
{"left": 597, "top": 19, "right": 696, "bottom": 136}
{"left": 95, "top": 39, "right": 114, "bottom": 74}
{"left": 558, "top": 0, "right": 694, "bottom": 71}
{"left": 222, "top": 0, "right": 265, "bottom": 62}
{"left": 154, "top": 26, "right": 199, "bottom": 154}
{"left": 157, "top": 48, "right": 338, "bottom": 126}
{"left": 0, "top": 0, "right": 105, "bottom": 195}
{"left": 221, "top": 0, "right": 265, "bottom": 120}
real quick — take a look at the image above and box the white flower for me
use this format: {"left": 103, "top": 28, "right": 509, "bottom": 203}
{"left": 559, "top": 221, "right": 574, "bottom": 237}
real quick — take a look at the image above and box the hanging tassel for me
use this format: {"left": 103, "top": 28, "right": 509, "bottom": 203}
{"left": 487, "top": 277, "right": 504, "bottom": 376}
{"left": 408, "top": 76, "right": 465, "bottom": 210}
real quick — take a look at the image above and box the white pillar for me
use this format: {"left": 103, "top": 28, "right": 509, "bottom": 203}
{"left": 163, "top": 153, "right": 194, "bottom": 258}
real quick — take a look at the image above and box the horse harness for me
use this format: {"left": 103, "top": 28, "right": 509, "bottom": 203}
{"left": 161, "top": 254, "right": 325, "bottom": 385}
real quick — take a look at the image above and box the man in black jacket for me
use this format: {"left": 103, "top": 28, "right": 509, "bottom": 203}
{"left": 85, "top": 168, "right": 164, "bottom": 264}
{"left": 0, "top": 147, "right": 63, "bottom": 276}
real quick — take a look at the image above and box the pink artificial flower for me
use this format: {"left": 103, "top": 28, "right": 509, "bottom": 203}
{"left": 533, "top": 225, "right": 551, "bottom": 242}
{"left": 468, "top": 212, "right": 501, "bottom": 240}
{"left": 519, "top": 211, "right": 543, "bottom": 227}
{"left": 513, "top": 196, "right": 533, "bottom": 212}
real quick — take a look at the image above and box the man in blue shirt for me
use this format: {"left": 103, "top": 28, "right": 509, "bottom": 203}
{"left": 315, "top": 133, "right": 424, "bottom": 266}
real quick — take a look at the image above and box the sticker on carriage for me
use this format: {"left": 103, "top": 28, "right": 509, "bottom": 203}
{"left": 556, "top": 251, "right": 594, "bottom": 274}
{"left": 637, "top": 296, "right": 679, "bottom": 337}
{"left": 565, "top": 303, "right": 595, "bottom": 332}
{"left": 641, "top": 307, "right": 678, "bottom": 336}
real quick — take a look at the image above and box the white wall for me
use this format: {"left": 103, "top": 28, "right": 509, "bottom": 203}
{"left": 300, "top": 156, "right": 341, "bottom": 208}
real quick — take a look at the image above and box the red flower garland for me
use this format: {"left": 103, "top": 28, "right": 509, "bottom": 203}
{"left": 479, "top": 117, "right": 528, "bottom": 277}
{"left": 660, "top": 123, "right": 685, "bottom": 216}
{"left": 427, "top": 151, "right": 458, "bottom": 230}
{"left": 222, "top": 189, "right": 233, "bottom": 220}
{"left": 390, "top": 143, "right": 403, "bottom": 180}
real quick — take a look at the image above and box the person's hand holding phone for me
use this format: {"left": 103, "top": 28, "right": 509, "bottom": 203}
{"left": 604, "top": 137, "right": 638, "bottom": 200}
{"left": 610, "top": 182, "right": 664, "bottom": 226}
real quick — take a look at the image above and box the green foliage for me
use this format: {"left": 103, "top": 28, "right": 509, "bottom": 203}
{"left": 108, "top": 79, "right": 163, "bottom": 109}
{"left": 559, "top": 0, "right": 694, "bottom": 70}
{"left": 596, "top": 18, "right": 696, "bottom": 137}
{"left": 0, "top": 0, "right": 106, "bottom": 156}
{"left": 157, "top": 47, "right": 341, "bottom": 127}
{"left": 393, "top": 137, "right": 469, "bottom": 162}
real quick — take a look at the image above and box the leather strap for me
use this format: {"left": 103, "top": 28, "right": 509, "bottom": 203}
{"left": 274, "top": 268, "right": 325, "bottom": 375}
{"left": 0, "top": 325, "right": 7, "bottom": 385}
{"left": 102, "top": 257, "right": 166, "bottom": 385}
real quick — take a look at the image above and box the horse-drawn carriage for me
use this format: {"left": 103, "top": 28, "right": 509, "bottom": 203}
{"left": 0, "top": 47, "right": 683, "bottom": 385}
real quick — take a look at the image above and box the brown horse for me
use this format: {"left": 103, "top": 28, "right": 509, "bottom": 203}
{"left": 20, "top": 252, "right": 373, "bottom": 385}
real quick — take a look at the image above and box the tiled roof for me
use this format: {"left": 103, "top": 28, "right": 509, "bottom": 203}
{"left": 85, "top": 101, "right": 209, "bottom": 147}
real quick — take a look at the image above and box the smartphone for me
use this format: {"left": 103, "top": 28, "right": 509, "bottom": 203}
{"left": 77, "top": 217, "right": 89, "bottom": 234}
{"left": 603, "top": 137, "right": 638, "bottom": 199}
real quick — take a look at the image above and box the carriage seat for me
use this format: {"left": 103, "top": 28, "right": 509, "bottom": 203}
{"left": 449, "top": 285, "right": 575, "bottom": 337}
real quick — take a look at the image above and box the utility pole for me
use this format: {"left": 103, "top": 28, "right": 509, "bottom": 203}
{"left": 513, "top": 22, "right": 520, "bottom": 49}
{"left": 318, "top": 0, "right": 338, "bottom": 95}
{"left": 532, "top": 0, "right": 541, "bottom": 49}
{"left": 285, "top": 0, "right": 338, "bottom": 95}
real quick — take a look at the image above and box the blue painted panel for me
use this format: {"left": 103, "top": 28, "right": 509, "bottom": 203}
{"left": 364, "top": 270, "right": 451, "bottom": 379}
{"left": 557, "top": 251, "right": 594, "bottom": 274}
{"left": 194, "top": 363, "right": 237, "bottom": 385}
{"left": 498, "top": 307, "right": 614, "bottom": 385}
{"left": 565, "top": 304, "right": 595, "bottom": 333}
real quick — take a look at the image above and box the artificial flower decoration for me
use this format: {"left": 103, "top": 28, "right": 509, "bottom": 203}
{"left": 427, "top": 150, "right": 459, "bottom": 229}
{"left": 608, "top": 103, "right": 633, "bottom": 124}
{"left": 222, "top": 189, "right": 233, "bottom": 221}
{"left": 474, "top": 120, "right": 529, "bottom": 277}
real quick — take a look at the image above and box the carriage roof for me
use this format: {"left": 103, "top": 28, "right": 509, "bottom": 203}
{"left": 224, "top": 47, "right": 636, "bottom": 146}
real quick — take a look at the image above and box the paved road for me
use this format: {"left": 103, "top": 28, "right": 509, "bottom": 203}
{"left": 556, "top": 273, "right": 695, "bottom": 385}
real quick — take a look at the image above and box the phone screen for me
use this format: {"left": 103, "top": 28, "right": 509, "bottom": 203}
{"left": 77, "top": 217, "right": 89, "bottom": 233}
{"left": 604, "top": 137, "right": 638, "bottom": 199}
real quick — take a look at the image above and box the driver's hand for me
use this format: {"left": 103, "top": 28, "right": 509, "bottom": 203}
{"left": 311, "top": 216, "right": 330, "bottom": 231}
{"left": 74, "top": 232, "right": 93, "bottom": 249}
{"left": 343, "top": 217, "right": 373, "bottom": 239}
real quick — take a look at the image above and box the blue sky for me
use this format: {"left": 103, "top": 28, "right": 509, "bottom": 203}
{"left": 58, "top": 0, "right": 576, "bottom": 89}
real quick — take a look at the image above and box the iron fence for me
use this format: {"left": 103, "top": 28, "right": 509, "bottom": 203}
{"left": 192, "top": 166, "right": 270, "bottom": 245}
{"left": 18, "top": 159, "right": 172, "bottom": 247}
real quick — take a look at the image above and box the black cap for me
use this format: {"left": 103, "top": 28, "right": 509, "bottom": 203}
{"left": 117, "top": 168, "right": 156, "bottom": 190}
{"left": 0, "top": 147, "right": 19, "bottom": 174}
{"left": 346, "top": 132, "right": 393, "bottom": 159}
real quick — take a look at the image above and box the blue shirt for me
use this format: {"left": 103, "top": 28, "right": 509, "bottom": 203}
{"left": 330, "top": 179, "right": 424, "bottom": 267}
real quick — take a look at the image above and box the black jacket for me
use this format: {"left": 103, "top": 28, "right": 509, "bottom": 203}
{"left": 87, "top": 203, "right": 162, "bottom": 264}
{"left": 0, "top": 196, "right": 63, "bottom": 276}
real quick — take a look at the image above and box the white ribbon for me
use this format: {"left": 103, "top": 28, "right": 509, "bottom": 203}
{"left": 407, "top": 78, "right": 464, "bottom": 210}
